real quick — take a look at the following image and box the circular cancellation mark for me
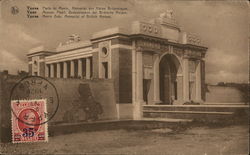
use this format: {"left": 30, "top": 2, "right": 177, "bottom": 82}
{"left": 10, "top": 76, "right": 59, "bottom": 126}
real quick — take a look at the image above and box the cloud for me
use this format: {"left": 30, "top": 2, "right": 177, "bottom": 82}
{"left": 0, "top": 20, "right": 40, "bottom": 46}
{"left": 206, "top": 71, "right": 248, "bottom": 84}
{"left": 15, "top": 27, "right": 40, "bottom": 43}
{"left": 0, "top": 49, "right": 27, "bottom": 74}
{"left": 0, "top": 20, "right": 41, "bottom": 73}
{"left": 205, "top": 48, "right": 248, "bottom": 84}
{"left": 0, "top": 0, "right": 248, "bottom": 83}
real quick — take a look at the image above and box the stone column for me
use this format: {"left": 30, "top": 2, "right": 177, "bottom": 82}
{"left": 50, "top": 64, "right": 54, "bottom": 78}
{"left": 78, "top": 59, "right": 82, "bottom": 78}
{"left": 70, "top": 60, "right": 75, "bottom": 77}
{"left": 137, "top": 51, "right": 144, "bottom": 102}
{"left": 45, "top": 64, "right": 49, "bottom": 77}
{"left": 153, "top": 53, "right": 161, "bottom": 104}
{"left": 133, "top": 49, "right": 144, "bottom": 120}
{"left": 56, "top": 63, "right": 61, "bottom": 78}
{"left": 132, "top": 44, "right": 137, "bottom": 103}
{"left": 195, "top": 60, "right": 202, "bottom": 101}
{"left": 177, "top": 75, "right": 183, "bottom": 103}
{"left": 63, "top": 62, "right": 67, "bottom": 78}
{"left": 86, "top": 57, "right": 91, "bottom": 79}
{"left": 183, "top": 58, "right": 189, "bottom": 101}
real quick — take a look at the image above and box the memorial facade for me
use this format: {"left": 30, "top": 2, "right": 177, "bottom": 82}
{"left": 27, "top": 10, "right": 208, "bottom": 119}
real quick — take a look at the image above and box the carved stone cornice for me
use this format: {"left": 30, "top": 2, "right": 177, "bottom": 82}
{"left": 183, "top": 49, "right": 203, "bottom": 59}
{"left": 135, "top": 46, "right": 143, "bottom": 52}
{"left": 173, "top": 46, "right": 184, "bottom": 58}
{"left": 134, "top": 37, "right": 164, "bottom": 53}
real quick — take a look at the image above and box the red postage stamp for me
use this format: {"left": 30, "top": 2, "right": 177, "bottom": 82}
{"left": 11, "top": 99, "right": 48, "bottom": 143}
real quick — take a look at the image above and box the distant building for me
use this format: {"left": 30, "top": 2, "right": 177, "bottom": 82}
{"left": 27, "top": 10, "right": 207, "bottom": 119}
{"left": 0, "top": 70, "right": 28, "bottom": 79}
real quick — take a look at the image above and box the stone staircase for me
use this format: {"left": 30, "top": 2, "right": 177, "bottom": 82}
{"left": 204, "top": 102, "right": 246, "bottom": 106}
{"left": 143, "top": 104, "right": 249, "bottom": 121}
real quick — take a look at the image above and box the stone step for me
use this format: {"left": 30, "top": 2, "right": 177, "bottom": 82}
{"left": 143, "top": 105, "right": 249, "bottom": 113}
{"left": 143, "top": 110, "right": 234, "bottom": 115}
{"left": 142, "top": 117, "right": 192, "bottom": 123}
{"left": 143, "top": 110, "right": 236, "bottom": 120}
{"left": 204, "top": 102, "right": 246, "bottom": 105}
{"left": 143, "top": 105, "right": 249, "bottom": 120}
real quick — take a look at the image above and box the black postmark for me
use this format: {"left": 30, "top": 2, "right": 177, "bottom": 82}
{"left": 10, "top": 76, "right": 59, "bottom": 126}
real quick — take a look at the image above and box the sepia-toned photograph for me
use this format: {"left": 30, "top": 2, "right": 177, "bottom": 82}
{"left": 0, "top": 0, "right": 249, "bottom": 154}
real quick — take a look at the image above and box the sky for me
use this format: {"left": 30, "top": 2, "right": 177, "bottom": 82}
{"left": 0, "top": 0, "right": 249, "bottom": 84}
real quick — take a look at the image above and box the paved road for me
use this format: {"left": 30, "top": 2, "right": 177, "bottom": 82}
{"left": 1, "top": 125, "right": 248, "bottom": 155}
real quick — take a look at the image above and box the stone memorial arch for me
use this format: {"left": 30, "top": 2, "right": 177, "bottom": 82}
{"left": 27, "top": 10, "right": 207, "bottom": 120}
{"left": 159, "top": 53, "right": 182, "bottom": 104}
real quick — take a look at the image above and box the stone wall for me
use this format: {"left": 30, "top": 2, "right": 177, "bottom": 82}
{"left": 119, "top": 48, "right": 132, "bottom": 103}
{"left": 111, "top": 47, "right": 132, "bottom": 104}
{"left": 92, "top": 52, "right": 99, "bottom": 78}
{"left": 206, "top": 85, "right": 245, "bottom": 103}
{"left": 28, "top": 64, "right": 32, "bottom": 75}
{"left": 39, "top": 62, "right": 45, "bottom": 77}
{"left": 111, "top": 48, "right": 120, "bottom": 103}
{"left": 49, "top": 78, "right": 117, "bottom": 123}
{"left": 0, "top": 76, "right": 117, "bottom": 142}
{"left": 0, "top": 76, "right": 21, "bottom": 142}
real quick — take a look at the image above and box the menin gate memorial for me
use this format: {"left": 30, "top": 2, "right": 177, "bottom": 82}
{"left": 27, "top": 10, "right": 208, "bottom": 119}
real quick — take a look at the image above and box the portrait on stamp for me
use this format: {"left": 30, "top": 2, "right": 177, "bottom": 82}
{"left": 11, "top": 99, "right": 48, "bottom": 143}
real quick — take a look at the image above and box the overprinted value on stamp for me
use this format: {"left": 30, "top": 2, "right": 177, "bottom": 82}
{"left": 11, "top": 99, "right": 48, "bottom": 143}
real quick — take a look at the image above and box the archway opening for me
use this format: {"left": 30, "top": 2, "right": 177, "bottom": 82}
{"left": 159, "top": 54, "right": 180, "bottom": 104}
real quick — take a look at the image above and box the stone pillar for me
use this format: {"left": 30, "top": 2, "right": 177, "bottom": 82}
{"left": 70, "top": 60, "right": 74, "bottom": 77}
{"left": 86, "top": 57, "right": 91, "bottom": 79}
{"left": 133, "top": 50, "right": 144, "bottom": 120}
{"left": 56, "top": 63, "right": 61, "bottom": 78}
{"left": 63, "top": 62, "right": 67, "bottom": 78}
{"left": 183, "top": 58, "right": 189, "bottom": 101}
{"left": 153, "top": 53, "right": 161, "bottom": 104}
{"left": 132, "top": 45, "right": 137, "bottom": 103}
{"left": 176, "top": 75, "right": 183, "bottom": 103}
{"left": 45, "top": 64, "right": 49, "bottom": 77}
{"left": 78, "top": 59, "right": 82, "bottom": 78}
{"left": 201, "top": 60, "right": 206, "bottom": 101}
{"left": 136, "top": 51, "right": 144, "bottom": 102}
{"left": 50, "top": 64, "right": 54, "bottom": 78}
{"left": 195, "top": 60, "right": 202, "bottom": 101}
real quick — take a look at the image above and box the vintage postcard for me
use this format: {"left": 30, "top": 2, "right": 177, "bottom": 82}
{"left": 0, "top": 0, "right": 249, "bottom": 154}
